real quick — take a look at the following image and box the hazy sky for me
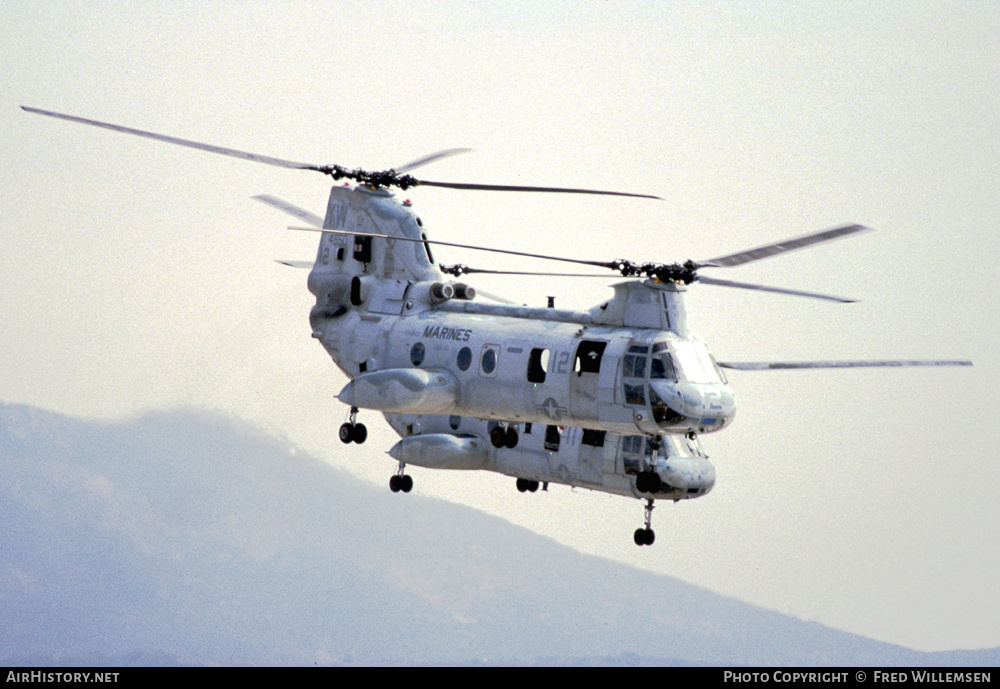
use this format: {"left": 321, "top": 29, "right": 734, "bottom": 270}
{"left": 3, "top": 1, "right": 998, "bottom": 653}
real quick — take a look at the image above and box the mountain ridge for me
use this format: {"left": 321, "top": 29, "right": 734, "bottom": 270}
{"left": 1, "top": 403, "right": 995, "bottom": 666}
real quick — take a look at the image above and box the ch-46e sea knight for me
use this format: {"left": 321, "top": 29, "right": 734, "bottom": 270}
{"left": 22, "top": 106, "right": 971, "bottom": 545}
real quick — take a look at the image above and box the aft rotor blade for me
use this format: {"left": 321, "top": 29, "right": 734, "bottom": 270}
{"left": 22, "top": 106, "right": 326, "bottom": 172}
{"left": 275, "top": 260, "right": 314, "bottom": 269}
{"left": 288, "top": 227, "right": 616, "bottom": 270}
{"left": 697, "top": 224, "right": 872, "bottom": 268}
{"left": 395, "top": 148, "right": 473, "bottom": 174}
{"left": 696, "top": 276, "right": 857, "bottom": 303}
{"left": 415, "top": 179, "right": 663, "bottom": 200}
{"left": 253, "top": 195, "right": 324, "bottom": 227}
{"left": 718, "top": 360, "right": 972, "bottom": 370}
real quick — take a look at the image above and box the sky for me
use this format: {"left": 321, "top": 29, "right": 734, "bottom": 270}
{"left": 2, "top": 1, "right": 998, "bottom": 653}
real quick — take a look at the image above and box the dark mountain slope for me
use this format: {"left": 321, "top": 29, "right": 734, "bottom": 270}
{"left": 1, "top": 404, "right": 994, "bottom": 666}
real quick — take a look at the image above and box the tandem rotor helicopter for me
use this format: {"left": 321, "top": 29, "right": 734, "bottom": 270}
{"left": 23, "top": 106, "right": 972, "bottom": 546}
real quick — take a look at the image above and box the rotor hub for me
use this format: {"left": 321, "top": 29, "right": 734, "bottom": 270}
{"left": 318, "top": 165, "right": 420, "bottom": 190}
{"left": 610, "top": 259, "right": 699, "bottom": 284}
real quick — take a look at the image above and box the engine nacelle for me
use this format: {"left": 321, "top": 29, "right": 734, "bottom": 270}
{"left": 388, "top": 434, "right": 487, "bottom": 470}
{"left": 337, "top": 368, "right": 457, "bottom": 414}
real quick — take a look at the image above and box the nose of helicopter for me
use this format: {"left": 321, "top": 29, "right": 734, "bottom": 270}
{"left": 652, "top": 380, "right": 736, "bottom": 431}
{"left": 681, "top": 382, "right": 736, "bottom": 429}
{"left": 658, "top": 456, "right": 716, "bottom": 496}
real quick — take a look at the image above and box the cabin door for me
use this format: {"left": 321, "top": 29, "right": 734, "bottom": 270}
{"left": 568, "top": 340, "right": 607, "bottom": 421}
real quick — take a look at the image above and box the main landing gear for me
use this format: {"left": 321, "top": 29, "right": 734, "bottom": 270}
{"left": 516, "top": 477, "right": 539, "bottom": 492}
{"left": 339, "top": 406, "right": 367, "bottom": 444}
{"left": 389, "top": 467, "right": 413, "bottom": 493}
{"left": 634, "top": 499, "right": 656, "bottom": 547}
{"left": 490, "top": 424, "right": 519, "bottom": 449}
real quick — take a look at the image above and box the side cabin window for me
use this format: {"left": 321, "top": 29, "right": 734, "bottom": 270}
{"left": 480, "top": 345, "right": 499, "bottom": 377}
{"left": 456, "top": 346, "right": 472, "bottom": 371}
{"left": 581, "top": 429, "right": 606, "bottom": 447}
{"left": 574, "top": 340, "right": 607, "bottom": 375}
{"left": 527, "top": 348, "right": 549, "bottom": 384}
{"left": 622, "top": 344, "right": 648, "bottom": 406}
{"left": 544, "top": 425, "right": 561, "bottom": 452}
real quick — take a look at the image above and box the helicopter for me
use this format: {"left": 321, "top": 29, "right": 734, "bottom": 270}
{"left": 21, "top": 106, "right": 972, "bottom": 546}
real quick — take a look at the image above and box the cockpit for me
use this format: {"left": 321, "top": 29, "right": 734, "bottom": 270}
{"left": 623, "top": 338, "right": 736, "bottom": 433}
{"left": 620, "top": 432, "right": 716, "bottom": 498}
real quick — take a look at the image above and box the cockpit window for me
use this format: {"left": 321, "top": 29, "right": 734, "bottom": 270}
{"left": 670, "top": 341, "right": 723, "bottom": 384}
{"left": 623, "top": 352, "right": 647, "bottom": 378}
{"left": 649, "top": 341, "right": 678, "bottom": 381}
{"left": 709, "top": 353, "right": 728, "bottom": 384}
{"left": 650, "top": 352, "right": 677, "bottom": 381}
{"left": 622, "top": 343, "right": 648, "bottom": 406}
{"left": 623, "top": 382, "right": 646, "bottom": 406}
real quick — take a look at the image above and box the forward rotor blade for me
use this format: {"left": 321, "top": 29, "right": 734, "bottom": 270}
{"left": 253, "top": 195, "right": 324, "bottom": 227}
{"left": 395, "top": 148, "right": 473, "bottom": 174}
{"left": 696, "top": 276, "right": 857, "bottom": 303}
{"left": 23, "top": 107, "right": 661, "bottom": 199}
{"left": 697, "top": 224, "right": 872, "bottom": 268}
{"left": 414, "top": 179, "right": 663, "bottom": 200}
{"left": 288, "top": 227, "right": 615, "bottom": 270}
{"left": 718, "top": 360, "right": 972, "bottom": 370}
{"left": 275, "top": 260, "right": 314, "bottom": 269}
{"left": 442, "top": 265, "right": 613, "bottom": 278}
{"left": 22, "top": 106, "right": 325, "bottom": 172}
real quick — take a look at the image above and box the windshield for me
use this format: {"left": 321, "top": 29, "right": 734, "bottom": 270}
{"left": 669, "top": 341, "right": 725, "bottom": 384}
{"left": 662, "top": 434, "right": 705, "bottom": 458}
{"left": 650, "top": 341, "right": 677, "bottom": 381}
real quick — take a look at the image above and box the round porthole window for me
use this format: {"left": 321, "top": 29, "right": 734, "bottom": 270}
{"left": 410, "top": 342, "right": 425, "bottom": 367}
{"left": 481, "top": 347, "right": 497, "bottom": 374}
{"left": 456, "top": 346, "right": 472, "bottom": 371}
{"left": 449, "top": 415, "right": 462, "bottom": 430}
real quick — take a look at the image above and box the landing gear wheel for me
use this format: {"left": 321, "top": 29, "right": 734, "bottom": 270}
{"left": 341, "top": 408, "right": 366, "bottom": 445}
{"left": 633, "top": 528, "right": 655, "bottom": 546}
{"left": 339, "top": 422, "right": 367, "bottom": 444}
{"left": 636, "top": 470, "right": 661, "bottom": 494}
{"left": 490, "top": 426, "right": 506, "bottom": 448}
{"left": 339, "top": 423, "right": 354, "bottom": 444}
{"left": 352, "top": 423, "right": 367, "bottom": 444}
{"left": 504, "top": 427, "right": 519, "bottom": 449}
{"left": 516, "top": 478, "right": 538, "bottom": 493}
{"left": 633, "top": 498, "right": 656, "bottom": 546}
{"left": 391, "top": 462, "right": 412, "bottom": 494}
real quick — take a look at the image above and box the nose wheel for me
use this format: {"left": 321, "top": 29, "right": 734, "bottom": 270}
{"left": 634, "top": 499, "right": 656, "bottom": 546}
